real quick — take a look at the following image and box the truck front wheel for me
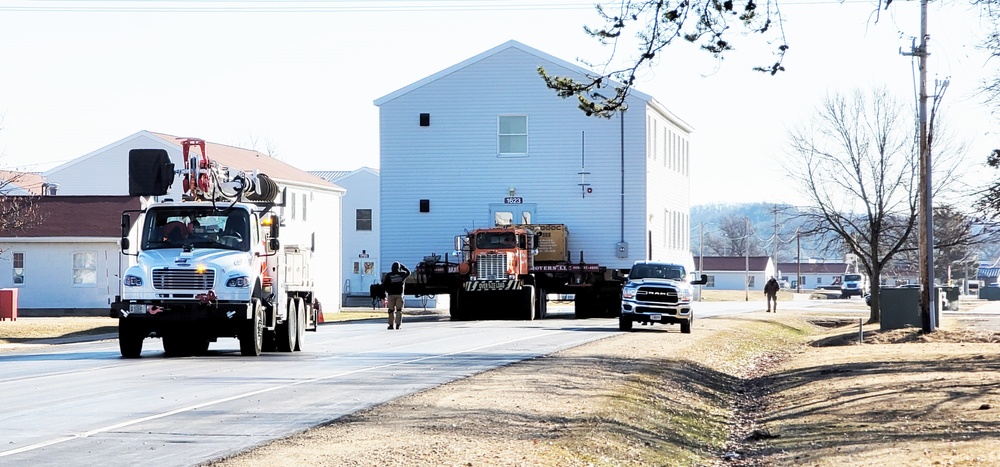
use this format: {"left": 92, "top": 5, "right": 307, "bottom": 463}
{"left": 119, "top": 319, "right": 144, "bottom": 358}
{"left": 680, "top": 318, "right": 692, "bottom": 334}
{"left": 618, "top": 315, "right": 633, "bottom": 331}
{"left": 239, "top": 299, "right": 264, "bottom": 356}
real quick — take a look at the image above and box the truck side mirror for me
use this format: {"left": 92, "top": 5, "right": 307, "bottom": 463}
{"left": 269, "top": 238, "right": 280, "bottom": 251}
{"left": 120, "top": 213, "right": 131, "bottom": 252}
{"left": 269, "top": 217, "right": 280, "bottom": 238}
{"left": 691, "top": 274, "right": 708, "bottom": 285}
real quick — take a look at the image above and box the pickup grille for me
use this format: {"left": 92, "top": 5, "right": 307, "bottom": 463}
{"left": 636, "top": 286, "right": 679, "bottom": 304}
{"left": 152, "top": 269, "right": 215, "bottom": 290}
{"left": 476, "top": 253, "right": 508, "bottom": 280}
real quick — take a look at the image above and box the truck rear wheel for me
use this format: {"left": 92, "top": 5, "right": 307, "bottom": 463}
{"left": 118, "top": 319, "right": 144, "bottom": 358}
{"left": 294, "top": 297, "right": 306, "bottom": 351}
{"left": 535, "top": 287, "right": 547, "bottom": 320}
{"left": 276, "top": 298, "right": 297, "bottom": 352}
{"left": 239, "top": 299, "right": 264, "bottom": 356}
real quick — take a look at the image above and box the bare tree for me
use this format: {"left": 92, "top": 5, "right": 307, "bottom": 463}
{"left": 787, "top": 88, "right": 921, "bottom": 324}
{"left": 541, "top": 1, "right": 1000, "bottom": 117}
{"left": 0, "top": 172, "right": 42, "bottom": 234}
{"left": 705, "top": 214, "right": 765, "bottom": 256}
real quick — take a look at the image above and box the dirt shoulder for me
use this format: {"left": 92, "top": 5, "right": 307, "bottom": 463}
{"left": 209, "top": 306, "right": 1000, "bottom": 466}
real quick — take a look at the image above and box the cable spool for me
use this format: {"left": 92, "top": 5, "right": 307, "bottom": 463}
{"left": 247, "top": 173, "right": 279, "bottom": 202}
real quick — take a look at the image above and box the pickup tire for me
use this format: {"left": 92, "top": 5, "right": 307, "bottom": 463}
{"left": 618, "top": 314, "right": 633, "bottom": 331}
{"left": 239, "top": 299, "right": 264, "bottom": 357}
{"left": 680, "top": 319, "right": 692, "bottom": 334}
{"left": 118, "top": 319, "right": 144, "bottom": 358}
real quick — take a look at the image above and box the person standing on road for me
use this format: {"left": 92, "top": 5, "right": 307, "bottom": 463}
{"left": 383, "top": 262, "right": 410, "bottom": 330}
{"left": 764, "top": 276, "right": 780, "bottom": 313}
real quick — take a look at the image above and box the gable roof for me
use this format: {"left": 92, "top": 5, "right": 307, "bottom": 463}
{"left": 147, "top": 132, "right": 341, "bottom": 192}
{"left": 0, "top": 171, "right": 46, "bottom": 195}
{"left": 311, "top": 167, "right": 379, "bottom": 183}
{"left": 0, "top": 196, "right": 141, "bottom": 238}
{"left": 695, "top": 256, "right": 772, "bottom": 272}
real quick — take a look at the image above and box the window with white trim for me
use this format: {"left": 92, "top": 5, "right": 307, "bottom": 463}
{"left": 73, "top": 252, "right": 97, "bottom": 285}
{"left": 12, "top": 252, "right": 24, "bottom": 285}
{"left": 498, "top": 115, "right": 528, "bottom": 156}
{"left": 356, "top": 209, "right": 372, "bottom": 231}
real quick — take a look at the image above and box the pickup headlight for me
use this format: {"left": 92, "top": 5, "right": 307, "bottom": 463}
{"left": 226, "top": 276, "right": 251, "bottom": 288}
{"left": 622, "top": 285, "right": 638, "bottom": 299}
{"left": 123, "top": 275, "right": 143, "bottom": 287}
{"left": 680, "top": 286, "right": 693, "bottom": 301}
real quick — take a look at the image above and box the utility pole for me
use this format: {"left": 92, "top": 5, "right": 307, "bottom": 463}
{"left": 902, "top": 0, "right": 935, "bottom": 332}
{"left": 745, "top": 217, "right": 750, "bottom": 301}
{"left": 773, "top": 205, "right": 779, "bottom": 283}
{"left": 699, "top": 222, "right": 705, "bottom": 301}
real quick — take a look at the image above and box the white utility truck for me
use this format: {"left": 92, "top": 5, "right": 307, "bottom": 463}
{"left": 111, "top": 138, "right": 317, "bottom": 358}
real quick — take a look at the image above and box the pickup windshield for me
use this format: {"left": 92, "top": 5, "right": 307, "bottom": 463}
{"left": 629, "top": 264, "right": 686, "bottom": 281}
{"left": 845, "top": 274, "right": 863, "bottom": 282}
{"left": 142, "top": 208, "right": 252, "bottom": 251}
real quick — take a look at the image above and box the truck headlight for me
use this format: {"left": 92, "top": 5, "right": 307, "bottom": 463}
{"left": 622, "top": 286, "right": 638, "bottom": 299}
{"left": 680, "top": 287, "right": 693, "bottom": 301}
{"left": 124, "top": 275, "right": 143, "bottom": 287}
{"left": 226, "top": 276, "right": 251, "bottom": 288}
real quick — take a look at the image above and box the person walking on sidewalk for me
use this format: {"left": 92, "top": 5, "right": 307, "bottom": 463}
{"left": 383, "top": 262, "right": 410, "bottom": 329}
{"left": 764, "top": 276, "right": 780, "bottom": 313}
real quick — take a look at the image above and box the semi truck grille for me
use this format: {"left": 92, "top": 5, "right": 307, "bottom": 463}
{"left": 637, "top": 287, "right": 679, "bottom": 304}
{"left": 152, "top": 269, "right": 216, "bottom": 290}
{"left": 476, "top": 253, "right": 508, "bottom": 280}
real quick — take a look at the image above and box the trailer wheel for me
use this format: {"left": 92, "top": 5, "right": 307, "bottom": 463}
{"left": 294, "top": 297, "right": 306, "bottom": 351}
{"left": 535, "top": 287, "right": 547, "bottom": 320}
{"left": 239, "top": 299, "right": 264, "bottom": 356}
{"left": 118, "top": 319, "right": 144, "bottom": 358}
{"left": 449, "top": 288, "right": 471, "bottom": 321}
{"left": 276, "top": 298, "right": 297, "bottom": 352}
{"left": 162, "top": 335, "right": 185, "bottom": 357}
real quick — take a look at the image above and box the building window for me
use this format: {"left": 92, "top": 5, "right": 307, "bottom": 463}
{"left": 73, "top": 252, "right": 97, "bottom": 285}
{"left": 498, "top": 115, "right": 528, "bottom": 156}
{"left": 289, "top": 191, "right": 297, "bottom": 221}
{"left": 302, "top": 193, "right": 308, "bottom": 222}
{"left": 706, "top": 275, "right": 715, "bottom": 288}
{"left": 747, "top": 276, "right": 756, "bottom": 288}
{"left": 495, "top": 211, "right": 513, "bottom": 226}
{"left": 356, "top": 209, "right": 372, "bottom": 231}
{"left": 12, "top": 252, "right": 24, "bottom": 285}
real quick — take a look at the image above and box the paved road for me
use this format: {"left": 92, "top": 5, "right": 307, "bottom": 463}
{"left": 0, "top": 308, "right": 632, "bottom": 466}
{"left": 0, "top": 297, "right": 964, "bottom": 466}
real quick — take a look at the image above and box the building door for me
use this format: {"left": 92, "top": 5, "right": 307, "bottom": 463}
{"left": 489, "top": 203, "right": 537, "bottom": 226}
{"left": 352, "top": 254, "right": 379, "bottom": 295}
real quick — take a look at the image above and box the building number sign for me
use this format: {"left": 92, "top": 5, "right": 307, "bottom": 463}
{"left": 504, "top": 197, "right": 523, "bottom": 204}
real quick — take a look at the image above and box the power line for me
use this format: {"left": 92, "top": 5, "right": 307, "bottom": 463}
{"left": 0, "top": 0, "right": 607, "bottom": 13}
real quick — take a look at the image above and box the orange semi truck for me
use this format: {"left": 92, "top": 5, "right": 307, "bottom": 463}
{"left": 406, "top": 224, "right": 626, "bottom": 320}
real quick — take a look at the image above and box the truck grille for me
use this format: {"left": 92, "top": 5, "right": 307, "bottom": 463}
{"left": 636, "top": 286, "right": 679, "bottom": 304}
{"left": 152, "top": 268, "right": 216, "bottom": 290}
{"left": 476, "top": 253, "right": 508, "bottom": 280}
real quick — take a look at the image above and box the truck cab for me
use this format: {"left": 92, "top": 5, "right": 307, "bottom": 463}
{"left": 619, "top": 261, "right": 707, "bottom": 334}
{"left": 841, "top": 273, "right": 869, "bottom": 299}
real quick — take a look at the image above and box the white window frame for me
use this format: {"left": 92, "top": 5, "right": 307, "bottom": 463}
{"left": 73, "top": 251, "right": 97, "bottom": 287}
{"left": 497, "top": 115, "right": 528, "bottom": 157}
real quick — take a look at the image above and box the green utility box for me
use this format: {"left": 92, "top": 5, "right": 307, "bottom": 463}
{"left": 938, "top": 286, "right": 960, "bottom": 311}
{"left": 879, "top": 287, "right": 922, "bottom": 331}
{"left": 980, "top": 286, "right": 1000, "bottom": 301}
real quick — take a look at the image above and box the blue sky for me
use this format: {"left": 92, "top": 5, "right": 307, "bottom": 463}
{"left": 0, "top": 0, "right": 995, "bottom": 205}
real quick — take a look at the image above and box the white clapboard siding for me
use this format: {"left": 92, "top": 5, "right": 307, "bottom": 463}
{"left": 377, "top": 40, "right": 694, "bottom": 274}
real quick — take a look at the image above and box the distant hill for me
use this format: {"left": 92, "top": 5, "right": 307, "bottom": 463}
{"left": 691, "top": 203, "right": 839, "bottom": 262}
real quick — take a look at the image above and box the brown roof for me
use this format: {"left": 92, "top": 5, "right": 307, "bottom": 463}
{"left": 694, "top": 256, "right": 771, "bottom": 272}
{"left": 0, "top": 196, "right": 141, "bottom": 238}
{"left": 776, "top": 262, "right": 849, "bottom": 274}
{"left": 0, "top": 171, "right": 46, "bottom": 195}
{"left": 149, "top": 133, "right": 338, "bottom": 190}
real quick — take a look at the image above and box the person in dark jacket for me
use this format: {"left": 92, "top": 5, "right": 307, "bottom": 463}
{"left": 764, "top": 277, "right": 780, "bottom": 313}
{"left": 382, "top": 262, "right": 410, "bottom": 329}
{"left": 369, "top": 282, "right": 384, "bottom": 310}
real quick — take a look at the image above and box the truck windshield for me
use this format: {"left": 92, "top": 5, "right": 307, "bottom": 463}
{"left": 142, "top": 208, "right": 252, "bottom": 251}
{"left": 475, "top": 232, "right": 517, "bottom": 249}
{"left": 629, "top": 264, "right": 685, "bottom": 280}
{"left": 845, "top": 274, "right": 862, "bottom": 281}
